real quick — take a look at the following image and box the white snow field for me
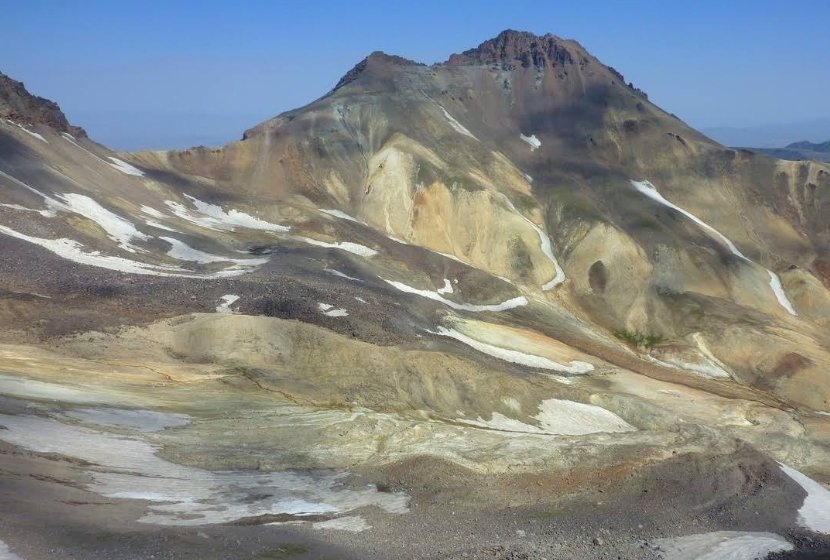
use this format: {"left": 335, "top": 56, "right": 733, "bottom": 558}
{"left": 439, "top": 105, "right": 478, "bottom": 140}
{"left": 319, "top": 208, "right": 363, "bottom": 223}
{"left": 434, "top": 326, "right": 594, "bottom": 374}
{"left": 0, "top": 413, "right": 409, "bottom": 526}
{"left": 520, "top": 133, "right": 541, "bottom": 151}
{"left": 436, "top": 278, "right": 454, "bottom": 294}
{"left": 107, "top": 156, "right": 145, "bottom": 176}
{"left": 297, "top": 236, "right": 378, "bottom": 257}
{"left": 313, "top": 515, "right": 371, "bottom": 532}
{"left": 161, "top": 236, "right": 266, "bottom": 267}
{"left": 318, "top": 302, "right": 349, "bottom": 317}
{"left": 166, "top": 195, "right": 289, "bottom": 232}
{"left": 458, "top": 398, "right": 631, "bottom": 436}
{"left": 382, "top": 278, "right": 528, "bottom": 312}
{"left": 58, "top": 193, "right": 150, "bottom": 251}
{"left": 779, "top": 463, "right": 830, "bottom": 534}
{"left": 0, "top": 539, "right": 24, "bottom": 560}
{"left": 216, "top": 294, "right": 240, "bottom": 313}
{"left": 501, "top": 195, "right": 566, "bottom": 289}
{"left": 654, "top": 531, "right": 793, "bottom": 560}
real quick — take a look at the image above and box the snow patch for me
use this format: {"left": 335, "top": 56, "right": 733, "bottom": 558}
{"left": 0, "top": 374, "right": 122, "bottom": 406}
{"left": 631, "top": 180, "right": 747, "bottom": 259}
{"left": 459, "top": 399, "right": 630, "bottom": 436}
{"left": 166, "top": 196, "right": 289, "bottom": 232}
{"left": 0, "top": 224, "right": 251, "bottom": 278}
{"left": 313, "top": 516, "right": 370, "bottom": 532}
{"left": 439, "top": 106, "right": 478, "bottom": 140}
{"left": 460, "top": 412, "right": 541, "bottom": 434}
{"left": 0, "top": 170, "right": 153, "bottom": 252}
{"left": 502, "top": 397, "right": 521, "bottom": 412}
{"left": 691, "top": 333, "right": 732, "bottom": 377}
{"left": 0, "top": 203, "right": 54, "bottom": 217}
{"left": 0, "top": 169, "right": 59, "bottom": 216}
{"left": 107, "top": 157, "right": 145, "bottom": 176}
{"left": 216, "top": 294, "right": 240, "bottom": 313}
{"left": 0, "top": 414, "right": 409, "bottom": 526}
{"left": 437, "top": 278, "right": 454, "bottom": 294}
{"left": 144, "top": 219, "right": 180, "bottom": 233}
{"left": 297, "top": 236, "right": 377, "bottom": 257}
{"left": 632, "top": 180, "right": 797, "bottom": 316}
{"left": 57, "top": 193, "right": 149, "bottom": 252}
{"left": 768, "top": 270, "right": 798, "bottom": 316}
{"left": 435, "top": 250, "right": 465, "bottom": 263}
{"left": 326, "top": 268, "right": 361, "bottom": 282}
{"left": 141, "top": 206, "right": 180, "bottom": 232}
{"left": 15, "top": 122, "right": 47, "bottom": 143}
{"left": 0, "top": 540, "right": 23, "bottom": 560}
{"left": 653, "top": 531, "right": 792, "bottom": 560}
{"left": 534, "top": 399, "right": 634, "bottom": 435}
{"left": 0, "top": 224, "right": 180, "bottom": 276}
{"left": 319, "top": 208, "right": 363, "bottom": 223}
{"left": 779, "top": 463, "right": 830, "bottom": 534}
{"left": 354, "top": 296, "right": 368, "bottom": 304}
{"left": 161, "top": 236, "right": 267, "bottom": 267}
{"left": 520, "top": 134, "right": 541, "bottom": 151}
{"left": 140, "top": 205, "right": 165, "bottom": 219}
{"left": 502, "top": 195, "right": 566, "bottom": 289}
{"left": 650, "top": 354, "right": 731, "bottom": 380}
{"left": 434, "top": 326, "right": 593, "bottom": 374}
{"left": 318, "top": 302, "right": 348, "bottom": 317}
{"left": 383, "top": 279, "right": 527, "bottom": 312}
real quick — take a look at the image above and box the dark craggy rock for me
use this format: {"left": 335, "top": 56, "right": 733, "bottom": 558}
{"left": 334, "top": 51, "right": 423, "bottom": 91}
{"left": 0, "top": 70, "right": 86, "bottom": 136}
{"left": 446, "top": 29, "right": 576, "bottom": 68}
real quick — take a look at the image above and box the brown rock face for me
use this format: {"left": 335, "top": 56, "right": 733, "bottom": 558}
{"left": 334, "top": 51, "right": 423, "bottom": 91}
{"left": 446, "top": 29, "right": 577, "bottom": 68}
{"left": 0, "top": 71, "right": 85, "bottom": 136}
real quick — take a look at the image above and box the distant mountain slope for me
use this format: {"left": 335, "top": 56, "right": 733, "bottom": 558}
{"left": 702, "top": 118, "right": 830, "bottom": 148}
{"left": 745, "top": 139, "right": 830, "bottom": 162}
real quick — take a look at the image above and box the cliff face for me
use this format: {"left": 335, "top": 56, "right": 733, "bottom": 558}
{"left": 0, "top": 71, "right": 85, "bottom": 136}
{"left": 447, "top": 29, "right": 577, "bottom": 68}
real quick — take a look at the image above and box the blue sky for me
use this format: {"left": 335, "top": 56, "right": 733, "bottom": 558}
{"left": 2, "top": 0, "right": 828, "bottom": 149}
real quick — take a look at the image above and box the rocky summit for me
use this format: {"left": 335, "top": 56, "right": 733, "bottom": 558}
{"left": 0, "top": 30, "right": 829, "bottom": 560}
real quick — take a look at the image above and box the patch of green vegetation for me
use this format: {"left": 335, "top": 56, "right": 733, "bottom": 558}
{"left": 614, "top": 329, "right": 665, "bottom": 349}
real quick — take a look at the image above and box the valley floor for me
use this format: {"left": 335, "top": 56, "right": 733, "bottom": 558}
{"left": 0, "top": 319, "right": 829, "bottom": 560}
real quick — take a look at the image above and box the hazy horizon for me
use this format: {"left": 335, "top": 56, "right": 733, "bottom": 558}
{"left": 3, "top": 0, "right": 829, "bottom": 150}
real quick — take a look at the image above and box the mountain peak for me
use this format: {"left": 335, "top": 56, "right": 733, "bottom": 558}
{"left": 0, "top": 71, "right": 85, "bottom": 137}
{"left": 445, "top": 29, "right": 579, "bottom": 68}
{"left": 334, "top": 51, "right": 423, "bottom": 91}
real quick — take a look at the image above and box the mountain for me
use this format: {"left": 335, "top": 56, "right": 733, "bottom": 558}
{"left": 703, "top": 117, "right": 830, "bottom": 148}
{"left": 0, "top": 30, "right": 829, "bottom": 560}
{"left": 747, "top": 139, "right": 830, "bottom": 162}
